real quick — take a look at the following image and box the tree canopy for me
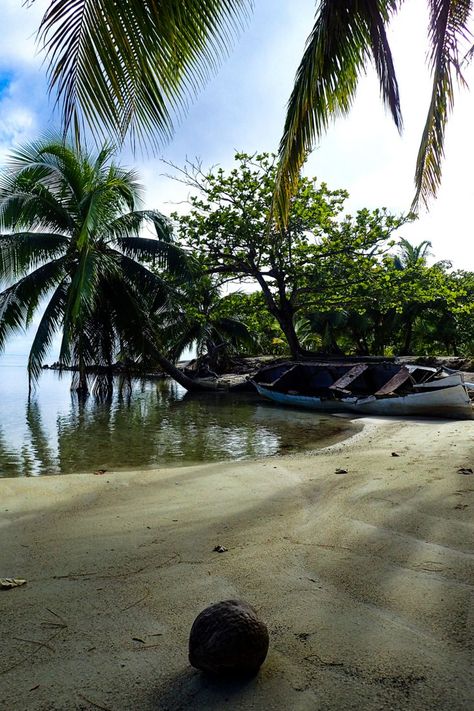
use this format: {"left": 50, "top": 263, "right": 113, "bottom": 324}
{"left": 173, "top": 152, "right": 410, "bottom": 357}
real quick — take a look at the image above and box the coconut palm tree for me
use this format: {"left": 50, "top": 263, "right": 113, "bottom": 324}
{"left": 0, "top": 137, "right": 207, "bottom": 396}
{"left": 163, "top": 276, "right": 256, "bottom": 371}
{"left": 31, "top": 0, "right": 474, "bottom": 221}
{"left": 393, "top": 237, "right": 432, "bottom": 270}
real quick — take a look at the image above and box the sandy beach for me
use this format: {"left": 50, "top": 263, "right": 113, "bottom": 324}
{"left": 1, "top": 417, "right": 473, "bottom": 710}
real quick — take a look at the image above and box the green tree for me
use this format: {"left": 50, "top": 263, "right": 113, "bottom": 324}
{"left": 0, "top": 138, "right": 206, "bottom": 395}
{"left": 214, "top": 291, "right": 290, "bottom": 355}
{"left": 305, "top": 243, "right": 473, "bottom": 357}
{"left": 173, "top": 152, "right": 408, "bottom": 358}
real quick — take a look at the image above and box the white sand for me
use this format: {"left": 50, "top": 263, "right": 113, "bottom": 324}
{"left": 1, "top": 417, "right": 473, "bottom": 710}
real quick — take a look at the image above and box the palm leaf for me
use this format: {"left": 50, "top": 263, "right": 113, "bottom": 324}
{"left": 28, "top": 279, "right": 68, "bottom": 383}
{"left": 274, "top": 0, "right": 401, "bottom": 225}
{"left": 114, "top": 235, "right": 191, "bottom": 276}
{"left": 412, "top": 0, "right": 472, "bottom": 210}
{"left": 0, "top": 233, "right": 68, "bottom": 284}
{"left": 33, "top": 0, "right": 253, "bottom": 148}
{"left": 210, "top": 316, "right": 254, "bottom": 348}
{"left": 0, "top": 257, "right": 67, "bottom": 350}
{"left": 0, "top": 186, "right": 75, "bottom": 234}
{"left": 109, "top": 251, "right": 170, "bottom": 308}
{"left": 107, "top": 210, "right": 173, "bottom": 241}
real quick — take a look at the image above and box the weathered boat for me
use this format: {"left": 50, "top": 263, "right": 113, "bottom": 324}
{"left": 251, "top": 361, "right": 473, "bottom": 419}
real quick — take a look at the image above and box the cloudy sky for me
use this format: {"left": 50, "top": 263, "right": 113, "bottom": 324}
{"left": 1, "top": 0, "right": 474, "bottom": 356}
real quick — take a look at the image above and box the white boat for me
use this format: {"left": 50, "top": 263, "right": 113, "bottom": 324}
{"left": 252, "top": 361, "right": 473, "bottom": 419}
{"left": 254, "top": 383, "right": 472, "bottom": 419}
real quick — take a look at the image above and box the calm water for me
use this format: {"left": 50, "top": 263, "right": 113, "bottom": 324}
{"left": 0, "top": 357, "right": 359, "bottom": 477}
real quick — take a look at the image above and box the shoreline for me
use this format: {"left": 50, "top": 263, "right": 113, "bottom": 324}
{"left": 1, "top": 418, "right": 473, "bottom": 710}
{"left": 0, "top": 407, "right": 364, "bottom": 481}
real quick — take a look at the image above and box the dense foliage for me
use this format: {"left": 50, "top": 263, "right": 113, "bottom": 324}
{"left": 173, "top": 153, "right": 474, "bottom": 360}
{"left": 174, "top": 153, "right": 408, "bottom": 357}
{"left": 0, "top": 143, "right": 472, "bottom": 390}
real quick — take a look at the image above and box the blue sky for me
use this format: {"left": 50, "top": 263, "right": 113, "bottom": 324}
{"left": 1, "top": 0, "right": 474, "bottom": 358}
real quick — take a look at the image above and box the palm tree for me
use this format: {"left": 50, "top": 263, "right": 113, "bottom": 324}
{"left": 163, "top": 276, "right": 255, "bottom": 372}
{"left": 0, "top": 137, "right": 208, "bottom": 395}
{"left": 393, "top": 237, "right": 432, "bottom": 270}
{"left": 31, "top": 1, "right": 474, "bottom": 221}
{"left": 390, "top": 237, "right": 432, "bottom": 353}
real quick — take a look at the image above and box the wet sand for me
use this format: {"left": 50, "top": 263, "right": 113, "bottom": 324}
{"left": 1, "top": 417, "right": 473, "bottom": 710}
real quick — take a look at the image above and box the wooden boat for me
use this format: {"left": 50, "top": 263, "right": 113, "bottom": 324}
{"left": 251, "top": 361, "right": 473, "bottom": 419}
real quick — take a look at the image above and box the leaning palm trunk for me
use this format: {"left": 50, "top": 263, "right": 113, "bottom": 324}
{"left": 153, "top": 351, "right": 219, "bottom": 392}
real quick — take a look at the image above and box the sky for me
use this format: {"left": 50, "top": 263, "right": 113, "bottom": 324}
{"left": 1, "top": 0, "right": 474, "bottom": 357}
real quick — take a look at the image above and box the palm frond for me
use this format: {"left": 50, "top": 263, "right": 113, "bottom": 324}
{"left": 107, "top": 210, "right": 173, "bottom": 241}
{"left": 66, "top": 247, "right": 118, "bottom": 325}
{"left": 109, "top": 251, "right": 170, "bottom": 308}
{"left": 28, "top": 279, "right": 68, "bottom": 383}
{"left": 0, "top": 257, "right": 67, "bottom": 351}
{"left": 412, "top": 0, "right": 473, "bottom": 211}
{"left": 33, "top": 0, "right": 253, "bottom": 149}
{"left": 115, "top": 235, "right": 191, "bottom": 276}
{"left": 0, "top": 233, "right": 68, "bottom": 285}
{"left": 0, "top": 186, "right": 76, "bottom": 233}
{"left": 164, "top": 320, "right": 204, "bottom": 362}
{"left": 5, "top": 138, "right": 86, "bottom": 199}
{"left": 210, "top": 316, "right": 255, "bottom": 348}
{"left": 274, "top": 0, "right": 401, "bottom": 225}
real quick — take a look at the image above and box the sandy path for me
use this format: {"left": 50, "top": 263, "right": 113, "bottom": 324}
{"left": 0, "top": 418, "right": 473, "bottom": 710}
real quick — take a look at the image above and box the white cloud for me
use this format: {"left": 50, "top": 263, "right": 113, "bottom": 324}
{"left": 0, "top": 0, "right": 45, "bottom": 66}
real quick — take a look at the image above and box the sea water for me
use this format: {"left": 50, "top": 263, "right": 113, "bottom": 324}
{"left": 0, "top": 356, "right": 358, "bottom": 477}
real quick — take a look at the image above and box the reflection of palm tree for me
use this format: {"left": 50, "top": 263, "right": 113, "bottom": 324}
{"left": 26, "top": 402, "right": 57, "bottom": 475}
{"left": 0, "top": 425, "right": 22, "bottom": 477}
{"left": 54, "top": 383, "right": 274, "bottom": 472}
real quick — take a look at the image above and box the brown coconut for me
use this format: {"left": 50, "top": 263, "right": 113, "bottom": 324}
{"left": 188, "top": 599, "right": 269, "bottom": 676}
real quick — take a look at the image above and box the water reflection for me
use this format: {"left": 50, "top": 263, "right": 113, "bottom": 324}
{"left": 0, "top": 368, "right": 358, "bottom": 477}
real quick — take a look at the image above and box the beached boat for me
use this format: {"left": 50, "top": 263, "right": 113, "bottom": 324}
{"left": 252, "top": 361, "right": 473, "bottom": 419}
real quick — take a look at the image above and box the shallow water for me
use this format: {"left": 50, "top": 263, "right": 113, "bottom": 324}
{"left": 0, "top": 358, "right": 358, "bottom": 477}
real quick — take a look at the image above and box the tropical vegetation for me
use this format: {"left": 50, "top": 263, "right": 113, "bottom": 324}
{"left": 31, "top": 0, "right": 474, "bottom": 217}
{"left": 159, "top": 272, "right": 255, "bottom": 372}
{"left": 0, "top": 141, "right": 472, "bottom": 397}
{"left": 211, "top": 246, "right": 474, "bottom": 359}
{"left": 0, "top": 138, "right": 193, "bottom": 396}
{"left": 173, "top": 152, "right": 410, "bottom": 358}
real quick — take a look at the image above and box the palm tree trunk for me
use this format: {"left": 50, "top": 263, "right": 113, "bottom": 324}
{"left": 153, "top": 352, "right": 219, "bottom": 392}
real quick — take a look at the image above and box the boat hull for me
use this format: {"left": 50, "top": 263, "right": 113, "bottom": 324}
{"left": 254, "top": 383, "right": 473, "bottom": 419}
